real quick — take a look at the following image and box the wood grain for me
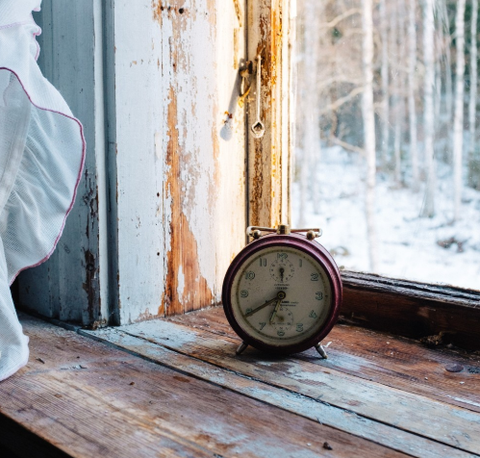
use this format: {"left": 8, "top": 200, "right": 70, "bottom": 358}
{"left": 17, "top": 0, "right": 108, "bottom": 326}
{"left": 168, "top": 306, "right": 480, "bottom": 413}
{"left": 88, "top": 326, "right": 479, "bottom": 458}
{"left": 98, "top": 318, "right": 480, "bottom": 456}
{"left": 0, "top": 315, "right": 409, "bottom": 458}
{"left": 340, "top": 271, "right": 480, "bottom": 350}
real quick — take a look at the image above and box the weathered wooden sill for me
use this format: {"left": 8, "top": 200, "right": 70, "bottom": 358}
{"left": 1, "top": 308, "right": 480, "bottom": 458}
{"left": 341, "top": 271, "right": 480, "bottom": 350}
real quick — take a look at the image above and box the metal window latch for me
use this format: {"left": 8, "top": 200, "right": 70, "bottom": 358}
{"left": 251, "top": 55, "right": 265, "bottom": 138}
{"left": 238, "top": 60, "right": 253, "bottom": 107}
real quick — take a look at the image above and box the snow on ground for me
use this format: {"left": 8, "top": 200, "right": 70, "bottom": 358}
{"left": 292, "top": 146, "right": 480, "bottom": 291}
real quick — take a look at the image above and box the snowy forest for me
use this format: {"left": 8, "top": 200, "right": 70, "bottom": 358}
{"left": 293, "top": 0, "right": 480, "bottom": 290}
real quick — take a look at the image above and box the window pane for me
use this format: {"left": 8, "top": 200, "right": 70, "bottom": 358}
{"left": 293, "top": 0, "right": 480, "bottom": 290}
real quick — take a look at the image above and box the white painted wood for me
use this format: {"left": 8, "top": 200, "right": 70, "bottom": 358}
{"left": 18, "top": 0, "right": 296, "bottom": 325}
{"left": 109, "top": 0, "right": 247, "bottom": 323}
{"left": 17, "top": 0, "right": 109, "bottom": 326}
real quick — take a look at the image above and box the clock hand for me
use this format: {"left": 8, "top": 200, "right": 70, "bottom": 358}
{"left": 269, "top": 298, "right": 283, "bottom": 324}
{"left": 244, "top": 291, "right": 286, "bottom": 317}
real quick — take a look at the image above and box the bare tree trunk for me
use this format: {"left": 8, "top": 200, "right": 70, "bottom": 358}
{"left": 379, "top": 0, "right": 390, "bottom": 169}
{"left": 468, "top": 0, "right": 479, "bottom": 189}
{"left": 393, "top": 0, "right": 406, "bottom": 185}
{"left": 408, "top": 0, "right": 419, "bottom": 189}
{"left": 421, "top": 0, "right": 436, "bottom": 218}
{"left": 362, "top": 0, "right": 377, "bottom": 271}
{"left": 440, "top": 0, "right": 454, "bottom": 127}
{"left": 303, "top": 0, "right": 322, "bottom": 214}
{"left": 453, "top": 0, "right": 466, "bottom": 222}
{"left": 394, "top": 100, "right": 403, "bottom": 184}
{"left": 436, "top": 58, "right": 449, "bottom": 164}
{"left": 296, "top": 2, "right": 307, "bottom": 226}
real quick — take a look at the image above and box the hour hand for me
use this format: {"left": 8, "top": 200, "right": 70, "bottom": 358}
{"left": 269, "top": 298, "right": 282, "bottom": 324}
{"left": 244, "top": 291, "right": 286, "bottom": 317}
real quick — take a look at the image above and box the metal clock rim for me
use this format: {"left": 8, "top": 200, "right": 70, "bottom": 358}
{"left": 222, "top": 233, "right": 343, "bottom": 355}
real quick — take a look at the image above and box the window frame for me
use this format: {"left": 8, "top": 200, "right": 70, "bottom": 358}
{"left": 15, "top": 0, "right": 480, "bottom": 351}
{"left": 341, "top": 271, "right": 480, "bottom": 350}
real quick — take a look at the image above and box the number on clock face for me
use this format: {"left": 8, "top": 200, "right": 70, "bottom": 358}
{"left": 231, "top": 245, "right": 333, "bottom": 347}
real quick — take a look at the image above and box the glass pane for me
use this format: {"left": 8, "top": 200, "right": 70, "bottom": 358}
{"left": 293, "top": 0, "right": 480, "bottom": 290}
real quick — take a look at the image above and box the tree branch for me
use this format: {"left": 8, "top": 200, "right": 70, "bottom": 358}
{"left": 330, "top": 136, "right": 364, "bottom": 155}
{"left": 319, "top": 8, "right": 362, "bottom": 29}
{"left": 319, "top": 86, "right": 364, "bottom": 114}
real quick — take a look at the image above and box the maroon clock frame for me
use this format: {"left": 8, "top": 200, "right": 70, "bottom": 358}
{"left": 222, "top": 233, "right": 343, "bottom": 355}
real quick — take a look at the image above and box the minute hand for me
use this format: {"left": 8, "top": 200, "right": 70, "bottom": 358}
{"left": 244, "top": 291, "right": 286, "bottom": 318}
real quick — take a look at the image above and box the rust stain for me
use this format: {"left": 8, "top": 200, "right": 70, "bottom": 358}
{"left": 249, "top": 139, "right": 265, "bottom": 227}
{"left": 161, "top": 87, "right": 214, "bottom": 317}
{"left": 153, "top": 1, "right": 188, "bottom": 27}
{"left": 232, "top": 0, "right": 243, "bottom": 27}
{"left": 152, "top": 0, "right": 163, "bottom": 26}
{"left": 135, "top": 308, "right": 156, "bottom": 322}
{"left": 249, "top": 1, "right": 286, "bottom": 228}
{"left": 82, "top": 249, "right": 100, "bottom": 325}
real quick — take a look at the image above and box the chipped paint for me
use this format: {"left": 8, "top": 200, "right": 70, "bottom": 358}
{"left": 232, "top": 0, "right": 243, "bottom": 27}
{"left": 82, "top": 248, "right": 100, "bottom": 324}
{"left": 177, "top": 265, "right": 185, "bottom": 300}
{"left": 112, "top": 0, "right": 247, "bottom": 323}
{"left": 247, "top": 0, "right": 291, "bottom": 228}
{"left": 160, "top": 4, "right": 218, "bottom": 315}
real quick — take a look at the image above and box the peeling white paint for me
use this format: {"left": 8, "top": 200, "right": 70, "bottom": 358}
{"left": 177, "top": 264, "right": 185, "bottom": 301}
{"left": 154, "top": 131, "right": 162, "bottom": 159}
{"left": 112, "top": 0, "right": 247, "bottom": 322}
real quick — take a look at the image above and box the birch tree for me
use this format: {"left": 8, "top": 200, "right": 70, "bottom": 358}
{"left": 408, "top": 0, "right": 419, "bottom": 188}
{"left": 296, "top": 0, "right": 324, "bottom": 224}
{"left": 379, "top": 0, "right": 390, "bottom": 168}
{"left": 421, "top": 0, "right": 436, "bottom": 218}
{"left": 362, "top": 0, "right": 377, "bottom": 270}
{"left": 392, "top": 0, "right": 404, "bottom": 185}
{"left": 303, "top": 0, "right": 322, "bottom": 215}
{"left": 452, "top": 0, "right": 466, "bottom": 221}
{"left": 468, "top": 0, "right": 480, "bottom": 190}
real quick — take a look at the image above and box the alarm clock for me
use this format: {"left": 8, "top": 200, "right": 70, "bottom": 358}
{"left": 222, "top": 224, "right": 343, "bottom": 358}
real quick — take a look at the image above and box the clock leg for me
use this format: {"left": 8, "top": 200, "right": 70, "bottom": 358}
{"left": 315, "top": 343, "right": 328, "bottom": 359}
{"left": 236, "top": 342, "right": 248, "bottom": 355}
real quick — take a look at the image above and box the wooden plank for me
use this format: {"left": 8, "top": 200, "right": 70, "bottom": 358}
{"left": 82, "top": 329, "right": 432, "bottom": 458}
{"left": 247, "top": 0, "right": 292, "bottom": 227}
{"left": 108, "top": 0, "right": 248, "bottom": 323}
{"left": 168, "top": 306, "right": 480, "bottom": 413}
{"left": 17, "top": 0, "right": 109, "bottom": 326}
{"left": 86, "top": 326, "right": 479, "bottom": 457}
{"left": 100, "top": 318, "right": 480, "bottom": 456}
{"left": 340, "top": 271, "right": 480, "bottom": 351}
{"left": 0, "top": 315, "right": 408, "bottom": 458}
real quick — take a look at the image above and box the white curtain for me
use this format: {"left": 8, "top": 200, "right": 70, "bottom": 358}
{"left": 0, "top": 0, "right": 84, "bottom": 381}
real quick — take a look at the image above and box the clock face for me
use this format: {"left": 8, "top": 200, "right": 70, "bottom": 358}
{"left": 227, "top": 244, "right": 336, "bottom": 350}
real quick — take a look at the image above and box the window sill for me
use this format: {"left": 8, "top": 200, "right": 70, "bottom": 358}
{"left": 341, "top": 271, "right": 480, "bottom": 350}
{"left": 0, "top": 309, "right": 479, "bottom": 457}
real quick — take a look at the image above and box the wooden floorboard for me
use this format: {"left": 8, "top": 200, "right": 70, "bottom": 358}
{"left": 0, "top": 314, "right": 412, "bottom": 458}
{"left": 91, "top": 317, "right": 480, "bottom": 457}
{"left": 86, "top": 325, "right": 475, "bottom": 458}
{"left": 168, "top": 307, "right": 480, "bottom": 413}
